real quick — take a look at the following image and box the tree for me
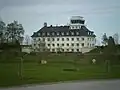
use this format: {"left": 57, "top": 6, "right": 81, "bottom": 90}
{"left": 103, "top": 36, "right": 116, "bottom": 72}
{"left": 7, "top": 21, "right": 24, "bottom": 44}
{"left": 113, "top": 33, "right": 119, "bottom": 45}
{"left": 0, "top": 21, "right": 6, "bottom": 43}
{"left": 24, "top": 35, "right": 31, "bottom": 45}
{"left": 102, "top": 33, "right": 108, "bottom": 46}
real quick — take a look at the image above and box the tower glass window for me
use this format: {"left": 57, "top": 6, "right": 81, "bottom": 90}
{"left": 62, "top": 43, "right": 64, "bottom": 46}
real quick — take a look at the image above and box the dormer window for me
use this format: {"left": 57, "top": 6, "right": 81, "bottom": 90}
{"left": 57, "top": 32, "right": 59, "bottom": 35}
{"left": 52, "top": 32, "right": 55, "bottom": 35}
{"left": 42, "top": 33, "right": 45, "bottom": 36}
{"left": 61, "top": 32, "right": 64, "bottom": 35}
{"left": 38, "top": 33, "right": 40, "bottom": 36}
{"left": 71, "top": 32, "right": 74, "bottom": 35}
{"left": 66, "top": 32, "right": 69, "bottom": 35}
{"left": 76, "top": 32, "right": 79, "bottom": 35}
{"left": 47, "top": 33, "right": 50, "bottom": 36}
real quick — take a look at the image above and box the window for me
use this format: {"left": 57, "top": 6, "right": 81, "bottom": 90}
{"left": 82, "top": 38, "right": 84, "bottom": 41}
{"left": 62, "top": 43, "right": 64, "bottom": 46}
{"left": 47, "top": 38, "right": 50, "bottom": 41}
{"left": 62, "top": 38, "right": 64, "bottom": 41}
{"left": 52, "top": 38, "right": 55, "bottom": 41}
{"left": 57, "top": 32, "right": 59, "bottom": 35}
{"left": 67, "top": 43, "right": 69, "bottom": 46}
{"left": 71, "top": 38, "right": 74, "bottom": 41}
{"left": 57, "top": 43, "right": 59, "bottom": 46}
{"left": 71, "top": 43, "right": 74, "bottom": 46}
{"left": 42, "top": 38, "right": 45, "bottom": 41}
{"left": 66, "top": 32, "right": 69, "bottom": 35}
{"left": 48, "top": 44, "right": 50, "bottom": 46}
{"left": 76, "top": 32, "right": 79, "bottom": 35}
{"left": 38, "top": 33, "right": 40, "bottom": 36}
{"left": 71, "top": 49, "right": 74, "bottom": 52}
{"left": 34, "top": 44, "right": 36, "bottom": 46}
{"left": 38, "top": 38, "right": 41, "bottom": 41}
{"left": 82, "top": 43, "right": 84, "bottom": 47}
{"left": 67, "top": 38, "right": 69, "bottom": 41}
{"left": 67, "top": 49, "right": 69, "bottom": 52}
{"left": 47, "top": 33, "right": 50, "bottom": 36}
{"left": 76, "top": 43, "right": 79, "bottom": 46}
{"left": 57, "top": 38, "right": 59, "bottom": 41}
{"left": 52, "top": 32, "right": 55, "bottom": 35}
{"left": 71, "top": 32, "right": 74, "bottom": 35}
{"left": 77, "top": 38, "right": 79, "bottom": 41}
{"left": 52, "top": 44, "right": 55, "bottom": 46}
{"left": 61, "top": 32, "right": 64, "bottom": 35}
{"left": 88, "top": 38, "right": 89, "bottom": 40}
{"left": 92, "top": 44, "right": 94, "bottom": 46}
{"left": 52, "top": 49, "right": 55, "bottom": 52}
{"left": 42, "top": 33, "right": 45, "bottom": 36}
{"left": 62, "top": 49, "right": 64, "bottom": 52}
{"left": 87, "top": 43, "right": 89, "bottom": 46}
{"left": 77, "top": 49, "right": 79, "bottom": 52}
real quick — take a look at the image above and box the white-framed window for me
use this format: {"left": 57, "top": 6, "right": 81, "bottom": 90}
{"left": 38, "top": 33, "right": 40, "bottom": 36}
{"left": 52, "top": 32, "right": 55, "bottom": 35}
{"left": 57, "top": 32, "right": 59, "bottom": 35}
{"left": 61, "top": 32, "right": 64, "bottom": 35}
{"left": 42, "top": 33, "right": 45, "bottom": 36}
{"left": 47, "top": 33, "right": 50, "bottom": 36}
{"left": 76, "top": 32, "right": 79, "bottom": 35}
{"left": 71, "top": 32, "right": 74, "bottom": 35}
{"left": 66, "top": 32, "right": 69, "bottom": 35}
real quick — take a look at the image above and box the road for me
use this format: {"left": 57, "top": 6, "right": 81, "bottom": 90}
{"left": 1, "top": 79, "right": 120, "bottom": 90}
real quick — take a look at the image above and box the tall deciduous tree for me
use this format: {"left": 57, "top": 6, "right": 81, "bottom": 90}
{"left": 7, "top": 21, "right": 24, "bottom": 44}
{"left": 0, "top": 21, "right": 6, "bottom": 43}
{"left": 102, "top": 33, "right": 108, "bottom": 46}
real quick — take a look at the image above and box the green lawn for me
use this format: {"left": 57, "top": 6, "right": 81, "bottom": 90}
{"left": 0, "top": 61, "right": 120, "bottom": 87}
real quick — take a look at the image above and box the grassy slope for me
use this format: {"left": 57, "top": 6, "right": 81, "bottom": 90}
{"left": 0, "top": 53, "right": 120, "bottom": 87}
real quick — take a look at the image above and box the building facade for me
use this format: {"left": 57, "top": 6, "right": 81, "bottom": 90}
{"left": 31, "top": 16, "right": 96, "bottom": 53}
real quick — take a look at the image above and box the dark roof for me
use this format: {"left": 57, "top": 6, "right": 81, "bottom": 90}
{"left": 31, "top": 25, "right": 96, "bottom": 37}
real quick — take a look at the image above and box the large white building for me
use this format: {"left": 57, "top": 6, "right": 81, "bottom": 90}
{"left": 31, "top": 16, "right": 96, "bottom": 53}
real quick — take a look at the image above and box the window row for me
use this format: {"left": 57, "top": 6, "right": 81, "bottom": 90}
{"left": 47, "top": 43, "right": 85, "bottom": 47}
{"left": 37, "top": 31, "right": 93, "bottom": 36}
{"left": 36, "top": 37, "right": 85, "bottom": 41}
{"left": 51, "top": 49, "right": 81, "bottom": 52}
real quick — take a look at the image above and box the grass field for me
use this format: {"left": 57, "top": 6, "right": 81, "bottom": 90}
{"left": 0, "top": 54, "right": 120, "bottom": 87}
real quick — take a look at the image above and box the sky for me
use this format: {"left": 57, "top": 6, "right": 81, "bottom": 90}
{"left": 0, "top": 0, "right": 120, "bottom": 45}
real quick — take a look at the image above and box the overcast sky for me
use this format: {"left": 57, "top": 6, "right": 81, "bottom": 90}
{"left": 0, "top": 0, "right": 120, "bottom": 44}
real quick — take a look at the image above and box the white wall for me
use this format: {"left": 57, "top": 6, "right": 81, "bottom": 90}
{"left": 32, "top": 36, "right": 96, "bottom": 53}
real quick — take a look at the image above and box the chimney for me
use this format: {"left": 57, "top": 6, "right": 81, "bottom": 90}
{"left": 44, "top": 22, "right": 47, "bottom": 27}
